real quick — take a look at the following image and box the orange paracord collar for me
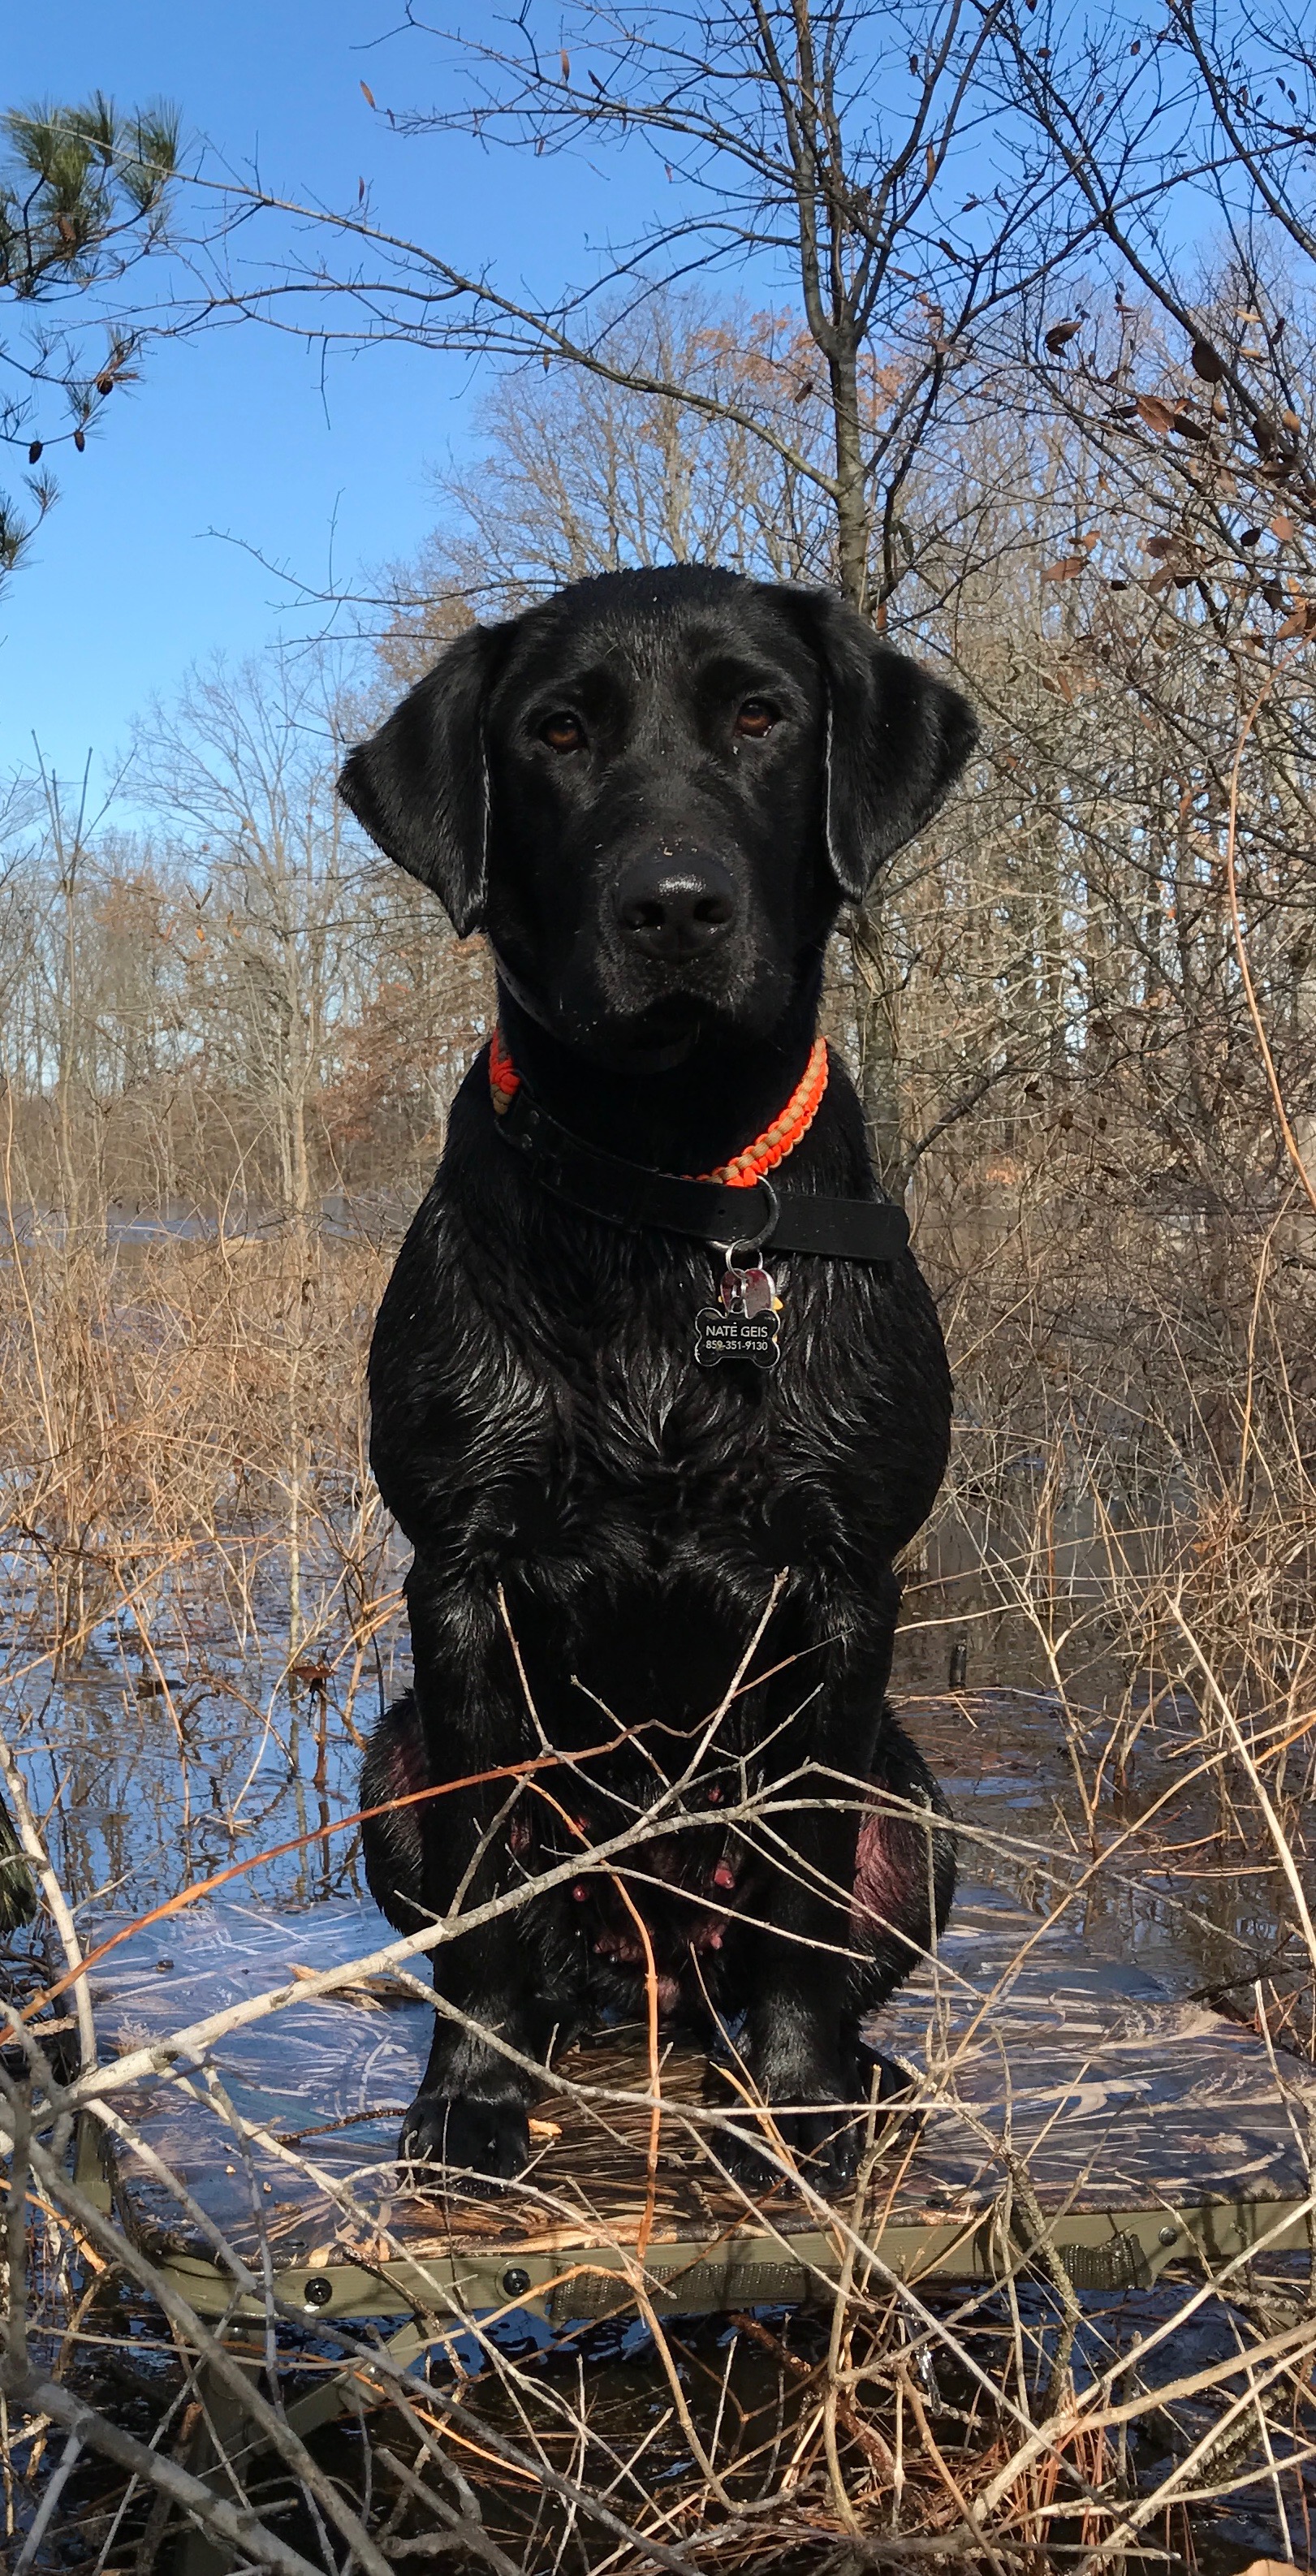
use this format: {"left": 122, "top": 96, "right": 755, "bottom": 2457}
{"left": 489, "top": 1026, "right": 829, "bottom": 1188}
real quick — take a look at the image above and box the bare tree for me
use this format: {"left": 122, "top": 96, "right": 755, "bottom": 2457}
{"left": 388, "top": 300, "right": 842, "bottom": 626}
{"left": 995, "top": 0, "right": 1315, "bottom": 506}
{"left": 130, "top": 651, "right": 360, "bottom": 1236}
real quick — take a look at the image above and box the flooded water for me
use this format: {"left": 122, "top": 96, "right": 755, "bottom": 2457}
{"left": 1, "top": 1193, "right": 416, "bottom": 1251}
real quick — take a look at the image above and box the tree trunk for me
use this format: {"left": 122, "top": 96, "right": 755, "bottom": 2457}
{"left": 827, "top": 331, "right": 906, "bottom": 1187}
{"left": 828, "top": 335, "right": 869, "bottom": 619}
{"left": 290, "top": 1080, "right": 311, "bottom": 1235}
{"left": 851, "top": 898, "right": 906, "bottom": 1193}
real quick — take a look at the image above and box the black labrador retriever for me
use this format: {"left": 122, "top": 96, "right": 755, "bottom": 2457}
{"left": 339, "top": 565, "right": 976, "bottom": 2189}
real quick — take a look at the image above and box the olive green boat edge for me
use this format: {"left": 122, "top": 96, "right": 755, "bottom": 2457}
{"left": 72, "top": 2105, "right": 1312, "bottom": 2330}
{"left": 152, "top": 2199, "right": 1315, "bottom": 2324}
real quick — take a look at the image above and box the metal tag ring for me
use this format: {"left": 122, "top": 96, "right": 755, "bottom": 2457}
{"left": 720, "top": 1176, "right": 780, "bottom": 1268}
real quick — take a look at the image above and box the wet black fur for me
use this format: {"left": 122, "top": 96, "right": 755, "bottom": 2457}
{"left": 339, "top": 566, "right": 975, "bottom": 2187}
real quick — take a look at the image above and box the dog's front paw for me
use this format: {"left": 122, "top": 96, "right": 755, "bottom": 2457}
{"left": 397, "top": 2090, "right": 531, "bottom": 2190}
{"left": 717, "top": 2099, "right": 865, "bottom": 2194}
{"left": 706, "top": 2042, "right": 897, "bottom": 2196}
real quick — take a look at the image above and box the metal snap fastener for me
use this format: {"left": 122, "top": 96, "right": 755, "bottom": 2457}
{"left": 303, "top": 2274, "right": 334, "bottom": 2308}
{"left": 1158, "top": 2224, "right": 1179, "bottom": 2246}
{"left": 501, "top": 2266, "right": 533, "bottom": 2300}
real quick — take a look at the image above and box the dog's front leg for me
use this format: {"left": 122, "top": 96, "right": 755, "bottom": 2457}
{"left": 395, "top": 1560, "right": 572, "bottom": 2185}
{"left": 718, "top": 1607, "right": 900, "bottom": 2190}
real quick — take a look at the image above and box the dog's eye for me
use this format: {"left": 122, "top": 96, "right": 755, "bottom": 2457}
{"left": 735, "top": 699, "right": 778, "bottom": 739}
{"left": 540, "top": 711, "right": 585, "bottom": 753}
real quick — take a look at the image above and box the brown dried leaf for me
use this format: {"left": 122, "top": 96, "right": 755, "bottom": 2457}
{"left": 1041, "top": 556, "right": 1085, "bottom": 581}
{"left": 1271, "top": 513, "right": 1295, "bottom": 542}
{"left": 1044, "top": 319, "right": 1081, "bottom": 356}
{"left": 1146, "top": 535, "right": 1176, "bottom": 559}
{"left": 560, "top": 48, "right": 571, "bottom": 80}
{"left": 360, "top": 80, "right": 376, "bottom": 108}
{"left": 1275, "top": 602, "right": 1313, "bottom": 639}
{"left": 1134, "top": 394, "right": 1176, "bottom": 434}
{"left": 1190, "top": 339, "right": 1225, "bottom": 382}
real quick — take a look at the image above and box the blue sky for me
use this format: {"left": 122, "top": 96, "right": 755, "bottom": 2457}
{"left": 0, "top": 5, "right": 678, "bottom": 791}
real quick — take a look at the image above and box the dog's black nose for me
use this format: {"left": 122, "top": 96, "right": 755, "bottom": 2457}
{"left": 614, "top": 856, "right": 736, "bottom": 960}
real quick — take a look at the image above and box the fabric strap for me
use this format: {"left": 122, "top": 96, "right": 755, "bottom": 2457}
{"left": 494, "top": 1076, "right": 910, "bottom": 1264}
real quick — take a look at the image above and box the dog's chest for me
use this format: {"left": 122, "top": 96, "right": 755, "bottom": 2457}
{"left": 527, "top": 1254, "right": 890, "bottom": 1546}
{"left": 381, "top": 1165, "right": 949, "bottom": 1577}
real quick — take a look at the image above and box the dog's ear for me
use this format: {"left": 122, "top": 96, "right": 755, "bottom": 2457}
{"left": 786, "top": 589, "right": 977, "bottom": 902}
{"left": 338, "top": 624, "right": 505, "bottom": 935}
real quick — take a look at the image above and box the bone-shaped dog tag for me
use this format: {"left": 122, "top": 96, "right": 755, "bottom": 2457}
{"left": 696, "top": 1259, "right": 779, "bottom": 1370}
{"left": 697, "top": 1249, "right": 782, "bottom": 1370}
{"left": 695, "top": 1306, "right": 781, "bottom": 1370}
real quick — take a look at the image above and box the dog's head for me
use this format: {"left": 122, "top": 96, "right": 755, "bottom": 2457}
{"left": 340, "top": 567, "right": 976, "bottom": 1055}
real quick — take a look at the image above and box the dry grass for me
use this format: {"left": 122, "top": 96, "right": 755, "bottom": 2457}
{"left": 0, "top": 1218, "right": 399, "bottom": 1685}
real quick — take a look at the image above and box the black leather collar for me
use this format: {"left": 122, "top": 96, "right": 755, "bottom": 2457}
{"left": 494, "top": 1072, "right": 910, "bottom": 1264}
